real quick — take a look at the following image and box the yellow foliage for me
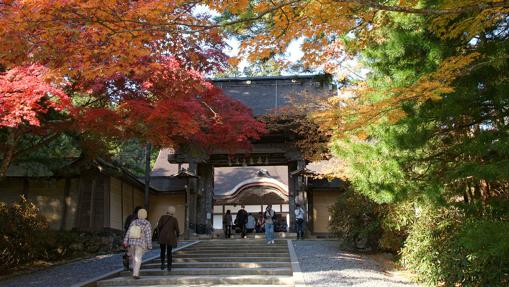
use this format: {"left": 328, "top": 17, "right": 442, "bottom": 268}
{"left": 209, "top": 0, "right": 506, "bottom": 75}
{"left": 356, "top": 130, "right": 369, "bottom": 140}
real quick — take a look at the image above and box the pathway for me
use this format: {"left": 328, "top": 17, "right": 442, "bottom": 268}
{"left": 1, "top": 240, "right": 420, "bottom": 287}
{"left": 293, "top": 240, "right": 419, "bottom": 287}
{"left": 0, "top": 242, "right": 190, "bottom": 287}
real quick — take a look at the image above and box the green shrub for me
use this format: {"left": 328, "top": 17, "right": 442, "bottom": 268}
{"left": 400, "top": 205, "right": 461, "bottom": 285}
{"left": 379, "top": 201, "right": 415, "bottom": 253}
{"left": 444, "top": 220, "right": 509, "bottom": 286}
{"left": 329, "top": 190, "right": 382, "bottom": 250}
{"left": 0, "top": 196, "right": 124, "bottom": 272}
{"left": 401, "top": 204, "right": 509, "bottom": 286}
{"left": 329, "top": 190, "right": 411, "bottom": 252}
{"left": 0, "top": 195, "right": 49, "bottom": 269}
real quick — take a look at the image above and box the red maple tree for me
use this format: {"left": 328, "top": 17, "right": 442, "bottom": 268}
{"left": 0, "top": 1, "right": 266, "bottom": 177}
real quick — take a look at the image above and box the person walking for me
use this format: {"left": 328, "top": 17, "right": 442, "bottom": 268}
{"left": 123, "top": 208, "right": 152, "bottom": 279}
{"left": 256, "top": 212, "right": 264, "bottom": 233}
{"left": 223, "top": 210, "right": 233, "bottom": 238}
{"left": 236, "top": 205, "right": 248, "bottom": 239}
{"left": 122, "top": 206, "right": 142, "bottom": 271}
{"left": 264, "top": 204, "right": 276, "bottom": 244}
{"left": 295, "top": 203, "right": 305, "bottom": 240}
{"left": 246, "top": 213, "right": 256, "bottom": 233}
{"left": 157, "top": 206, "right": 180, "bottom": 271}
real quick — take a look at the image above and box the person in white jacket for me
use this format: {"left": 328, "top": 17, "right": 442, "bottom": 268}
{"left": 295, "top": 203, "right": 305, "bottom": 240}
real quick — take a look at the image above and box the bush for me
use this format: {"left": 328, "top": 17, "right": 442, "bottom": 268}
{"left": 400, "top": 205, "right": 461, "bottom": 285}
{"left": 0, "top": 195, "right": 49, "bottom": 269}
{"left": 0, "top": 196, "right": 124, "bottom": 272}
{"left": 379, "top": 201, "right": 415, "bottom": 253}
{"left": 329, "top": 191, "right": 382, "bottom": 250}
{"left": 401, "top": 204, "right": 509, "bottom": 286}
{"left": 447, "top": 220, "right": 509, "bottom": 286}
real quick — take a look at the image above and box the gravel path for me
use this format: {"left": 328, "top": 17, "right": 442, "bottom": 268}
{"left": 293, "top": 240, "right": 420, "bottom": 287}
{"left": 0, "top": 242, "right": 191, "bottom": 287}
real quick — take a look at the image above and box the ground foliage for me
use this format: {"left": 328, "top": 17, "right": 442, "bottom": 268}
{"left": 0, "top": 196, "right": 124, "bottom": 273}
{"left": 329, "top": 190, "right": 382, "bottom": 250}
{"left": 401, "top": 203, "right": 509, "bottom": 286}
{"left": 329, "top": 190, "right": 414, "bottom": 253}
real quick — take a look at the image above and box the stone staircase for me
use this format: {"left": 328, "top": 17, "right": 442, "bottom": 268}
{"left": 205, "top": 231, "right": 297, "bottom": 240}
{"left": 97, "top": 240, "right": 294, "bottom": 286}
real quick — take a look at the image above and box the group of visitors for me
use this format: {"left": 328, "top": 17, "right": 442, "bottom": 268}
{"left": 121, "top": 202, "right": 306, "bottom": 279}
{"left": 223, "top": 205, "right": 257, "bottom": 239}
{"left": 222, "top": 203, "right": 306, "bottom": 244}
{"left": 123, "top": 206, "right": 179, "bottom": 280}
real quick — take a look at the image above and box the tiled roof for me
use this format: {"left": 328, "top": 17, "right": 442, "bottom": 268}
{"left": 151, "top": 149, "right": 289, "bottom": 195}
{"left": 214, "top": 166, "right": 288, "bottom": 195}
{"left": 212, "top": 74, "right": 335, "bottom": 116}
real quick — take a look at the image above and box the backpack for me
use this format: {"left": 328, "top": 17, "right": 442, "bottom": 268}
{"left": 237, "top": 210, "right": 248, "bottom": 224}
{"left": 129, "top": 224, "right": 142, "bottom": 239}
{"left": 265, "top": 210, "right": 277, "bottom": 221}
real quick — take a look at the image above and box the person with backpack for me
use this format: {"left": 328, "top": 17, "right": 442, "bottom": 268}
{"left": 264, "top": 204, "right": 276, "bottom": 244}
{"left": 123, "top": 208, "right": 152, "bottom": 280}
{"left": 157, "top": 206, "right": 179, "bottom": 271}
{"left": 235, "top": 205, "right": 248, "bottom": 239}
{"left": 124, "top": 206, "right": 142, "bottom": 233}
{"left": 122, "top": 206, "right": 142, "bottom": 271}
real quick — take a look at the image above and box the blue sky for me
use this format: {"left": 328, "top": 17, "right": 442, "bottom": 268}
{"left": 224, "top": 37, "right": 305, "bottom": 74}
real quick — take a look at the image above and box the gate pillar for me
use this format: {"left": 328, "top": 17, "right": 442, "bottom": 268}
{"left": 196, "top": 163, "right": 214, "bottom": 234}
{"left": 288, "top": 160, "right": 306, "bottom": 233}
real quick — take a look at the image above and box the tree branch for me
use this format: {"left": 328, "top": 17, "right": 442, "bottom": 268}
{"left": 339, "top": 0, "right": 509, "bottom": 15}
{"left": 12, "top": 132, "right": 62, "bottom": 159}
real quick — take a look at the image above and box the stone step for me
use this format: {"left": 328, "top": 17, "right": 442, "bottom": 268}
{"left": 105, "top": 285, "right": 294, "bottom": 287}
{"left": 193, "top": 241, "right": 286, "bottom": 246}
{"left": 191, "top": 244, "right": 287, "bottom": 247}
{"left": 167, "top": 256, "right": 291, "bottom": 262}
{"left": 178, "top": 250, "right": 288, "bottom": 254}
{"left": 173, "top": 253, "right": 289, "bottom": 258}
{"left": 120, "top": 267, "right": 293, "bottom": 276}
{"left": 97, "top": 275, "right": 294, "bottom": 286}
{"left": 186, "top": 244, "right": 288, "bottom": 252}
{"left": 194, "top": 241, "right": 286, "bottom": 246}
{"left": 176, "top": 250, "right": 288, "bottom": 255}
{"left": 186, "top": 245, "right": 287, "bottom": 248}
{"left": 210, "top": 233, "right": 297, "bottom": 240}
{"left": 97, "top": 240, "right": 294, "bottom": 287}
{"left": 143, "top": 261, "right": 291, "bottom": 269}
{"left": 184, "top": 246, "right": 288, "bottom": 250}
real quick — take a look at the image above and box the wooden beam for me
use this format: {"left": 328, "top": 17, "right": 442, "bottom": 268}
{"left": 60, "top": 178, "right": 71, "bottom": 231}
{"left": 89, "top": 178, "right": 96, "bottom": 230}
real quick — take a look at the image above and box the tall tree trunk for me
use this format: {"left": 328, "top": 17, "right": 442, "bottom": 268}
{"left": 0, "top": 130, "right": 19, "bottom": 178}
{"left": 60, "top": 177, "right": 72, "bottom": 231}
{"left": 144, "top": 143, "right": 152, "bottom": 211}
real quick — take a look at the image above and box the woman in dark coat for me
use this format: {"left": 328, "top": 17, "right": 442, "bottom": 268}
{"left": 157, "top": 206, "right": 179, "bottom": 271}
{"left": 223, "top": 210, "right": 233, "bottom": 238}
